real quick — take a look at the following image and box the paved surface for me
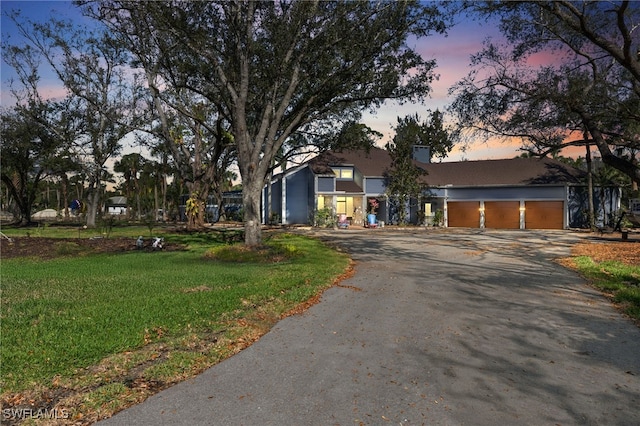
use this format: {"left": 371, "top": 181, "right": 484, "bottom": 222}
{"left": 100, "top": 229, "right": 640, "bottom": 425}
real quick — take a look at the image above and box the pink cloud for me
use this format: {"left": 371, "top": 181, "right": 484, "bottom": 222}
{"left": 1, "top": 83, "right": 70, "bottom": 107}
{"left": 447, "top": 137, "right": 523, "bottom": 162}
{"left": 524, "top": 50, "right": 566, "bottom": 68}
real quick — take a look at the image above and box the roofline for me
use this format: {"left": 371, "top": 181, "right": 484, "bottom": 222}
{"left": 428, "top": 183, "right": 586, "bottom": 189}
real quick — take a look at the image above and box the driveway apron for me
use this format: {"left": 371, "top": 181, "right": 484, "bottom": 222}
{"left": 99, "top": 229, "right": 640, "bottom": 426}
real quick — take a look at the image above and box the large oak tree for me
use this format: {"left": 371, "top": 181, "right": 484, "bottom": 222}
{"left": 85, "top": 0, "right": 449, "bottom": 245}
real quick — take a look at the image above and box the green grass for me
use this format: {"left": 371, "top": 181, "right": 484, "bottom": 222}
{"left": 572, "top": 256, "right": 640, "bottom": 322}
{"left": 0, "top": 232, "right": 350, "bottom": 395}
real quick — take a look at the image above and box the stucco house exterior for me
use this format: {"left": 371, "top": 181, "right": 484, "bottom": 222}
{"left": 263, "top": 147, "right": 620, "bottom": 229}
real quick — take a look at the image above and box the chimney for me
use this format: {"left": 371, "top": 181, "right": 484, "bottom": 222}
{"left": 412, "top": 145, "right": 431, "bottom": 163}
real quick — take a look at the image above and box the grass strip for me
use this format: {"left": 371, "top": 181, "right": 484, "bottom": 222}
{"left": 571, "top": 256, "right": 640, "bottom": 322}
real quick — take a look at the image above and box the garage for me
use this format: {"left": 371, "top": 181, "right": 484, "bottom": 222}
{"left": 525, "top": 201, "right": 564, "bottom": 229}
{"left": 447, "top": 201, "right": 480, "bottom": 228}
{"left": 484, "top": 201, "right": 520, "bottom": 229}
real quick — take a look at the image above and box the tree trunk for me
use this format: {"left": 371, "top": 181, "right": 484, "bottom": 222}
{"left": 61, "top": 174, "right": 70, "bottom": 220}
{"left": 266, "top": 170, "right": 273, "bottom": 225}
{"left": 134, "top": 174, "right": 141, "bottom": 221}
{"left": 585, "top": 140, "right": 596, "bottom": 230}
{"left": 154, "top": 183, "right": 159, "bottom": 222}
{"left": 212, "top": 185, "right": 224, "bottom": 223}
{"left": 86, "top": 188, "right": 100, "bottom": 228}
{"left": 85, "top": 171, "right": 101, "bottom": 228}
{"left": 242, "top": 178, "right": 263, "bottom": 246}
{"left": 2, "top": 171, "right": 37, "bottom": 226}
{"left": 185, "top": 183, "right": 208, "bottom": 230}
{"left": 162, "top": 174, "right": 167, "bottom": 222}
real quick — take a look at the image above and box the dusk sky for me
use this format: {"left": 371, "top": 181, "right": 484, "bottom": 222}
{"left": 1, "top": 1, "right": 526, "bottom": 162}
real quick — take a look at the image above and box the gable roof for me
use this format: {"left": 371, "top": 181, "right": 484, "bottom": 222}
{"left": 308, "top": 147, "right": 586, "bottom": 187}
{"left": 309, "top": 148, "right": 393, "bottom": 176}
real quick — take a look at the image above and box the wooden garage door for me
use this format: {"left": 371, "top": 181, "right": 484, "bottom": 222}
{"left": 525, "top": 201, "right": 564, "bottom": 229}
{"left": 485, "top": 201, "right": 520, "bottom": 229}
{"left": 447, "top": 202, "right": 480, "bottom": 228}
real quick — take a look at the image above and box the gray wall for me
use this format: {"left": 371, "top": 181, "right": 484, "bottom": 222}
{"left": 446, "top": 186, "right": 565, "bottom": 201}
{"left": 317, "top": 177, "right": 335, "bottom": 192}
{"left": 365, "top": 177, "right": 386, "bottom": 194}
{"left": 285, "top": 168, "right": 311, "bottom": 224}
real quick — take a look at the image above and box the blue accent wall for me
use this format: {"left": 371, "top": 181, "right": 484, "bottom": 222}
{"left": 285, "top": 168, "right": 311, "bottom": 224}
{"left": 317, "top": 177, "right": 334, "bottom": 192}
{"left": 446, "top": 186, "right": 565, "bottom": 200}
{"left": 365, "top": 177, "right": 386, "bottom": 194}
{"left": 263, "top": 178, "right": 283, "bottom": 223}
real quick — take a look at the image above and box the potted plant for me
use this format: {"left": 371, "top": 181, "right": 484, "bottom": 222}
{"left": 367, "top": 198, "right": 379, "bottom": 227}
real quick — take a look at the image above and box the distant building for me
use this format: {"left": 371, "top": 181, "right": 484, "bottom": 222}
{"left": 105, "top": 196, "right": 127, "bottom": 216}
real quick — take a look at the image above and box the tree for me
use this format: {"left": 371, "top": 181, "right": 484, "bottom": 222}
{"left": 451, "top": 1, "right": 640, "bottom": 186}
{"left": 87, "top": 0, "right": 450, "bottom": 245}
{"left": 591, "top": 160, "right": 629, "bottom": 227}
{"left": 6, "top": 10, "right": 141, "bottom": 227}
{"left": 77, "top": 2, "right": 238, "bottom": 230}
{"left": 384, "top": 112, "right": 454, "bottom": 225}
{"left": 0, "top": 105, "right": 62, "bottom": 225}
{"left": 113, "top": 153, "right": 144, "bottom": 219}
{"left": 1, "top": 31, "right": 86, "bottom": 224}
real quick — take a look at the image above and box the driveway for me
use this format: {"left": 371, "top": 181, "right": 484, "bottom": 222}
{"left": 99, "top": 229, "right": 640, "bottom": 425}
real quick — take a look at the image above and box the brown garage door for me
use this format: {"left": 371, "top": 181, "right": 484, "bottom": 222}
{"left": 485, "top": 201, "right": 520, "bottom": 229}
{"left": 448, "top": 202, "right": 480, "bottom": 228}
{"left": 525, "top": 201, "right": 564, "bottom": 229}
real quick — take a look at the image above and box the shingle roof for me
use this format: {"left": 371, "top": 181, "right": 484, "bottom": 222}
{"left": 336, "top": 180, "right": 364, "bottom": 193}
{"left": 422, "top": 157, "right": 586, "bottom": 186}
{"left": 308, "top": 147, "right": 586, "bottom": 187}
{"left": 106, "top": 196, "right": 127, "bottom": 205}
{"left": 309, "top": 148, "right": 393, "bottom": 176}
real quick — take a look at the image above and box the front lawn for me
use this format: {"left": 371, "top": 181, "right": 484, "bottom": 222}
{"left": 0, "top": 230, "right": 350, "bottom": 423}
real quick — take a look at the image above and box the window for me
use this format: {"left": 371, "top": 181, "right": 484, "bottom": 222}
{"left": 317, "top": 196, "right": 328, "bottom": 210}
{"left": 332, "top": 167, "right": 353, "bottom": 180}
{"left": 336, "top": 196, "right": 354, "bottom": 216}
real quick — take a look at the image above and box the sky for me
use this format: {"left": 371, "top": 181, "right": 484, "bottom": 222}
{"left": 1, "top": 0, "right": 525, "bottom": 162}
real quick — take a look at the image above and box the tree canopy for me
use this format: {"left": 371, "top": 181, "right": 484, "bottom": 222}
{"left": 85, "top": 0, "right": 450, "bottom": 244}
{"left": 4, "top": 10, "right": 141, "bottom": 226}
{"left": 450, "top": 0, "right": 640, "bottom": 186}
{"left": 1, "top": 104, "right": 62, "bottom": 225}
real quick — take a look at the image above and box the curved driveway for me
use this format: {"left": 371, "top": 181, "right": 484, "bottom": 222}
{"left": 100, "top": 229, "right": 640, "bottom": 425}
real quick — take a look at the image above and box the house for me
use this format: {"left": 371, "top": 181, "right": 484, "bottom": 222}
{"left": 263, "top": 147, "right": 621, "bottom": 230}
{"left": 105, "top": 196, "right": 128, "bottom": 216}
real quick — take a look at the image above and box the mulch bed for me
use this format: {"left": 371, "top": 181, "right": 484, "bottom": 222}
{"left": 574, "top": 233, "right": 640, "bottom": 266}
{"left": 2, "top": 234, "right": 639, "bottom": 264}
{"left": 0, "top": 237, "right": 184, "bottom": 260}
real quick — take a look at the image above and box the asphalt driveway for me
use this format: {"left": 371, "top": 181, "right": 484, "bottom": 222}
{"left": 99, "top": 229, "right": 640, "bottom": 425}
